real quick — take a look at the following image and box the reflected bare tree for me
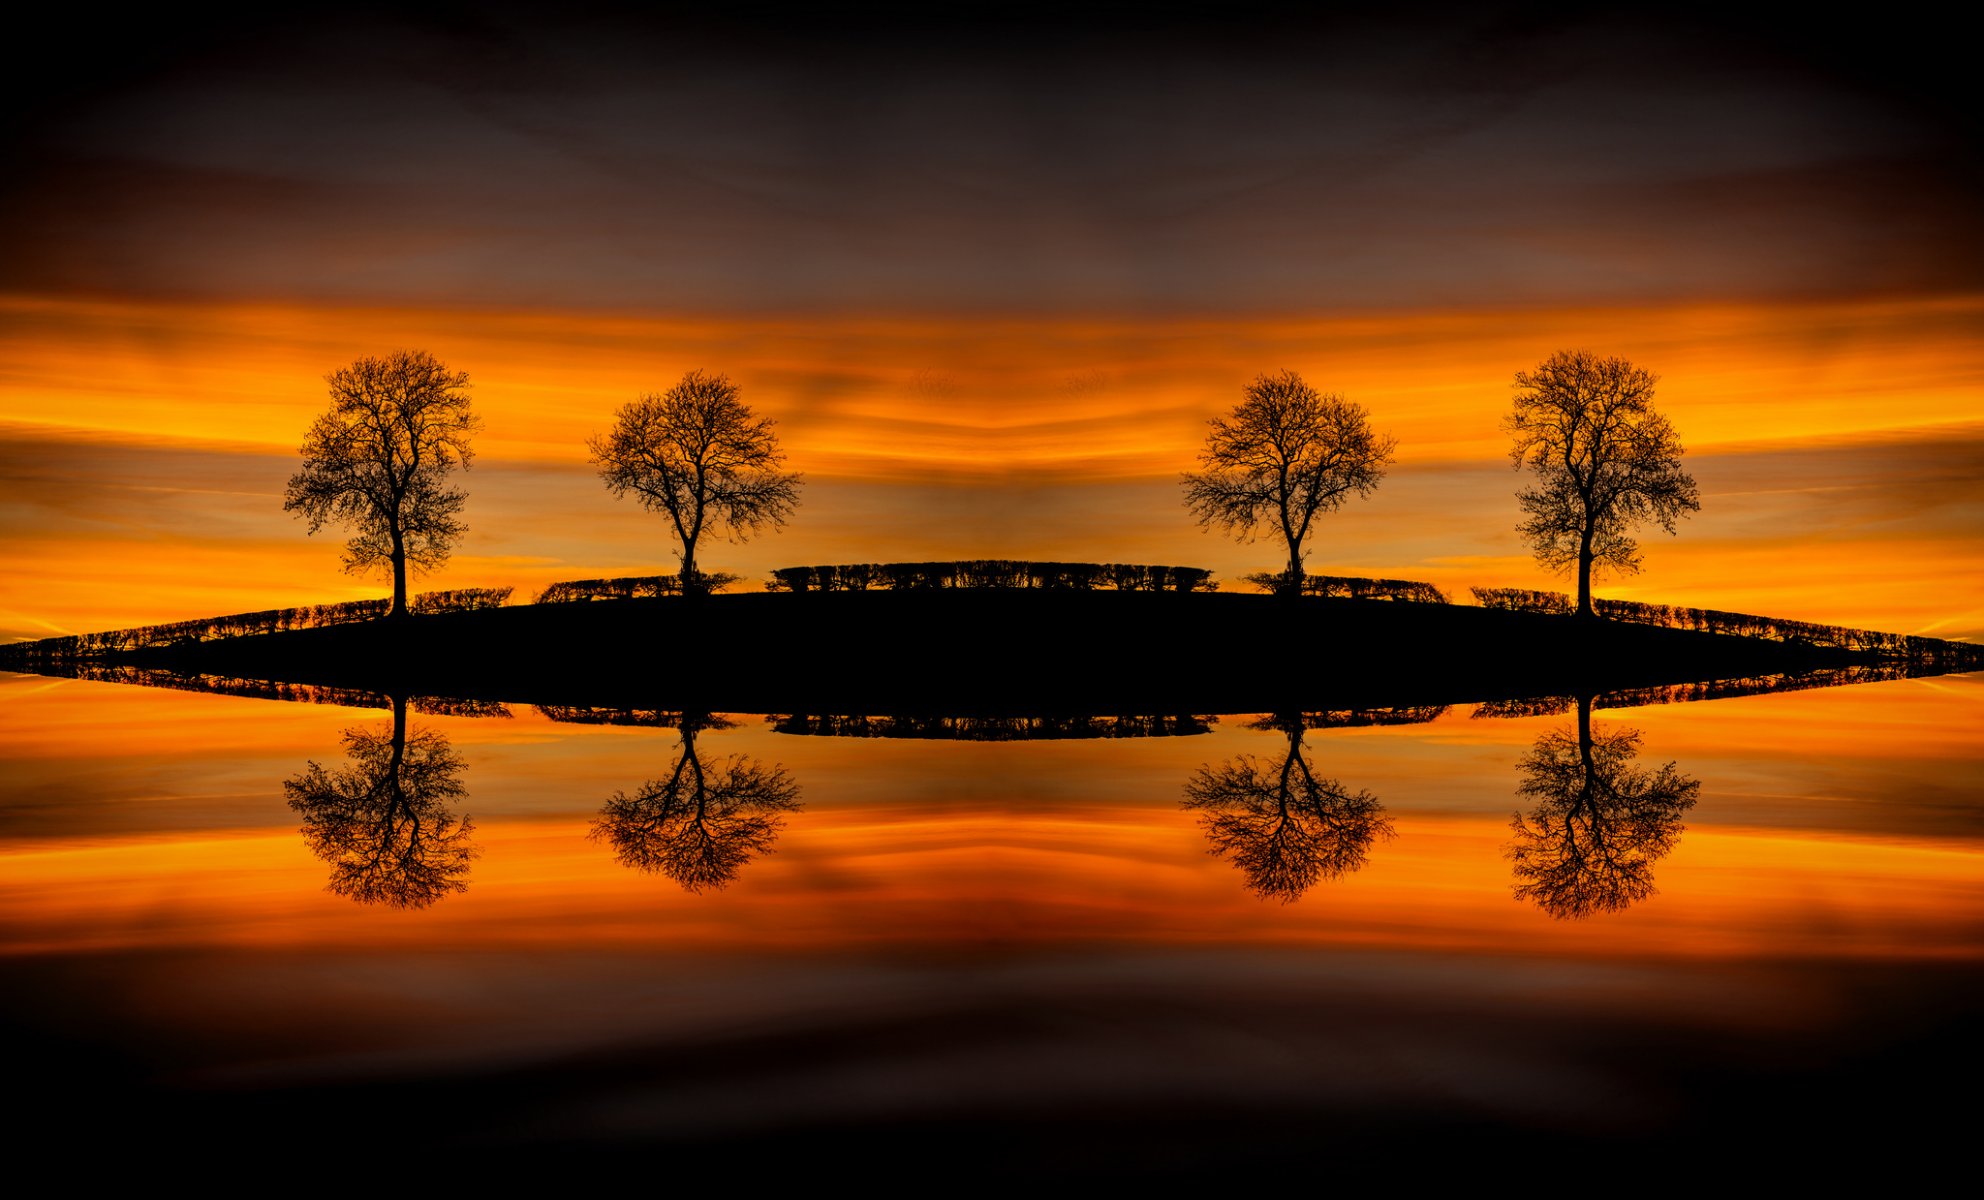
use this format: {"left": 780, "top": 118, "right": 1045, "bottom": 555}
{"left": 1183, "top": 715, "right": 1392, "bottom": 902}
{"left": 284, "top": 695, "right": 476, "bottom": 908}
{"left": 1507, "top": 695, "right": 1698, "bottom": 918}
{"left": 591, "top": 717, "right": 801, "bottom": 892}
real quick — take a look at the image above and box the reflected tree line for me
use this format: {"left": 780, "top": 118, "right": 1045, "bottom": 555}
{"left": 275, "top": 690, "right": 1695, "bottom": 919}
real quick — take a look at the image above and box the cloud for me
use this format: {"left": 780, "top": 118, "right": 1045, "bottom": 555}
{"left": 5, "top": 8, "right": 1978, "bottom": 311}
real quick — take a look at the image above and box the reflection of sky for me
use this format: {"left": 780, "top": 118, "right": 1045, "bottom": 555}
{"left": 4, "top": 672, "right": 1980, "bottom": 955}
{"left": 2, "top": 667, "right": 1978, "bottom": 1156}
{"left": 2, "top": 10, "right": 1980, "bottom": 642}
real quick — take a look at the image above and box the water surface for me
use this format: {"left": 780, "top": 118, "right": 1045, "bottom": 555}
{"left": 4, "top": 669, "right": 1979, "bottom": 1175}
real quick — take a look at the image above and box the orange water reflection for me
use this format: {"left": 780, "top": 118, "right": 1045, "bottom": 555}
{"left": 7, "top": 811, "right": 1979, "bottom": 962}
{"left": 3, "top": 672, "right": 1979, "bottom": 964}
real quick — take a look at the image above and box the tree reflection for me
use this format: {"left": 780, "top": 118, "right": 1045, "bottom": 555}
{"left": 1507, "top": 695, "right": 1699, "bottom": 918}
{"left": 283, "top": 695, "right": 476, "bottom": 908}
{"left": 1183, "top": 715, "right": 1392, "bottom": 902}
{"left": 591, "top": 718, "right": 801, "bottom": 892}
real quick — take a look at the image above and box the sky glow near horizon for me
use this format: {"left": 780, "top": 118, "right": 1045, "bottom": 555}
{"left": 2, "top": 8, "right": 1979, "bottom": 643}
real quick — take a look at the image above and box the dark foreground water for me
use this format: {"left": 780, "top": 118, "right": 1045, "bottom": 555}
{"left": 3, "top": 669, "right": 1979, "bottom": 1178}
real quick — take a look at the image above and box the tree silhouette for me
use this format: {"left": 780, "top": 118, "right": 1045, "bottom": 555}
{"left": 1182, "top": 371, "right": 1395, "bottom": 591}
{"left": 588, "top": 371, "right": 802, "bottom": 593}
{"left": 1506, "top": 695, "right": 1699, "bottom": 919}
{"left": 1183, "top": 715, "right": 1392, "bottom": 901}
{"left": 283, "top": 695, "right": 477, "bottom": 908}
{"left": 1505, "top": 351, "right": 1700, "bottom": 618}
{"left": 591, "top": 718, "right": 801, "bottom": 892}
{"left": 283, "top": 350, "right": 480, "bottom": 618}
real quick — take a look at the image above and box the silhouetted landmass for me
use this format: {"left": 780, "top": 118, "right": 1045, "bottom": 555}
{"left": 1473, "top": 587, "right": 1968, "bottom": 662}
{"left": 537, "top": 574, "right": 739, "bottom": 603}
{"left": 767, "top": 561, "right": 1217, "bottom": 592}
{"left": 1471, "top": 587, "right": 1576, "bottom": 614}
{"left": 3, "top": 590, "right": 1977, "bottom": 718}
{"left": 1246, "top": 573, "right": 1449, "bottom": 602}
{"left": 0, "top": 588, "right": 509, "bottom": 664}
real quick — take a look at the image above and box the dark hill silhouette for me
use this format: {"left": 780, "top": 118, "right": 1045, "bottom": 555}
{"left": 6, "top": 588, "right": 1975, "bottom": 717}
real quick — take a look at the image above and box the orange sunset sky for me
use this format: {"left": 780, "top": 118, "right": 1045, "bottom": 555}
{"left": 3, "top": 8, "right": 1980, "bottom": 643}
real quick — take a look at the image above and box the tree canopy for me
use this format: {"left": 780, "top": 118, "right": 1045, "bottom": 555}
{"left": 283, "top": 350, "right": 479, "bottom": 617}
{"left": 590, "top": 720, "right": 801, "bottom": 892}
{"left": 284, "top": 697, "right": 477, "bottom": 909}
{"left": 1182, "top": 370, "right": 1396, "bottom": 589}
{"left": 1505, "top": 351, "right": 1699, "bottom": 617}
{"left": 588, "top": 370, "right": 802, "bottom": 591}
{"left": 1506, "top": 697, "right": 1698, "bottom": 919}
{"left": 1183, "top": 716, "right": 1392, "bottom": 902}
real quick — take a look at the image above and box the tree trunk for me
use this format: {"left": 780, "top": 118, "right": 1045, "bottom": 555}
{"left": 1285, "top": 532, "right": 1303, "bottom": 594}
{"left": 680, "top": 538, "right": 699, "bottom": 594}
{"left": 390, "top": 528, "right": 408, "bottom": 618}
{"left": 1573, "top": 693, "right": 1596, "bottom": 822}
{"left": 1576, "top": 528, "right": 1594, "bottom": 618}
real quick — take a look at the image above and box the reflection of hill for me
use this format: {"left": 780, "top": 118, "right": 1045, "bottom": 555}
{"left": 5, "top": 663, "right": 520, "bottom": 719}
{"left": 1472, "top": 696, "right": 1576, "bottom": 719}
{"left": 1185, "top": 716, "right": 1393, "bottom": 902}
{"left": 66, "top": 664, "right": 394, "bottom": 711}
{"left": 590, "top": 721, "right": 801, "bottom": 893}
{"left": 1471, "top": 664, "right": 1917, "bottom": 720}
{"left": 283, "top": 696, "right": 478, "bottom": 908}
{"left": 1277, "top": 706, "right": 1448, "bottom": 729}
{"left": 538, "top": 707, "right": 735, "bottom": 729}
{"left": 1506, "top": 697, "right": 1698, "bottom": 919}
{"left": 771, "top": 714, "right": 1213, "bottom": 739}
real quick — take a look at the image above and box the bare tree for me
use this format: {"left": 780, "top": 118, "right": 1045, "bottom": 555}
{"left": 1506, "top": 695, "right": 1698, "bottom": 919}
{"left": 284, "top": 695, "right": 477, "bottom": 909}
{"left": 283, "top": 351, "right": 479, "bottom": 618}
{"left": 1183, "top": 715, "right": 1392, "bottom": 901}
{"left": 588, "top": 370, "right": 802, "bottom": 592}
{"left": 1505, "top": 351, "right": 1700, "bottom": 618}
{"left": 590, "top": 718, "right": 802, "bottom": 892}
{"left": 1182, "top": 370, "right": 1396, "bottom": 590}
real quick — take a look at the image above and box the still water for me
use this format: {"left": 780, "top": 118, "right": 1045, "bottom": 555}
{"left": 3, "top": 669, "right": 1980, "bottom": 1174}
